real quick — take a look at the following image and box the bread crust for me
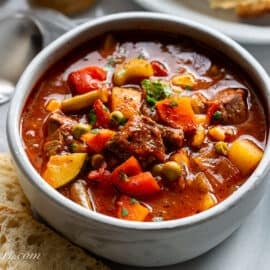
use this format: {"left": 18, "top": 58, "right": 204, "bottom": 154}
{"left": 210, "top": 0, "right": 270, "bottom": 17}
{"left": 0, "top": 154, "right": 110, "bottom": 270}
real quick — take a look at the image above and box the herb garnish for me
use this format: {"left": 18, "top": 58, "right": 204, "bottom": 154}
{"left": 137, "top": 53, "right": 146, "bottom": 59}
{"left": 212, "top": 110, "right": 222, "bottom": 121}
{"left": 152, "top": 216, "right": 163, "bottom": 222}
{"left": 104, "top": 57, "right": 116, "bottom": 71}
{"left": 130, "top": 198, "right": 138, "bottom": 204}
{"left": 185, "top": 85, "right": 193, "bottom": 90}
{"left": 119, "top": 171, "right": 128, "bottom": 182}
{"left": 89, "top": 110, "right": 96, "bottom": 125}
{"left": 142, "top": 79, "right": 172, "bottom": 106}
{"left": 90, "top": 128, "right": 100, "bottom": 134}
{"left": 119, "top": 117, "right": 127, "bottom": 126}
{"left": 170, "top": 100, "right": 178, "bottom": 107}
{"left": 121, "top": 207, "right": 129, "bottom": 217}
{"left": 107, "top": 57, "right": 116, "bottom": 67}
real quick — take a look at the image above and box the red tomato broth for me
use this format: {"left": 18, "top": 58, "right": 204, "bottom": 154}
{"left": 21, "top": 31, "right": 267, "bottom": 222}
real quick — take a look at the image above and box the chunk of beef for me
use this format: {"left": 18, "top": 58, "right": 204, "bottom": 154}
{"left": 43, "top": 129, "right": 65, "bottom": 157}
{"left": 192, "top": 146, "right": 241, "bottom": 189}
{"left": 191, "top": 93, "right": 208, "bottom": 114}
{"left": 213, "top": 89, "right": 247, "bottom": 125}
{"left": 44, "top": 111, "right": 77, "bottom": 136}
{"left": 141, "top": 101, "right": 159, "bottom": 122}
{"left": 43, "top": 112, "right": 78, "bottom": 156}
{"left": 106, "top": 115, "right": 165, "bottom": 164}
{"left": 158, "top": 125, "right": 184, "bottom": 149}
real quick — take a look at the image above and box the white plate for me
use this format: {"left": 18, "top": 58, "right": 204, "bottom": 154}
{"left": 134, "top": 0, "right": 270, "bottom": 44}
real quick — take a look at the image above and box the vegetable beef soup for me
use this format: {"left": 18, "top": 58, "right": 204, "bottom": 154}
{"left": 21, "top": 31, "right": 267, "bottom": 222}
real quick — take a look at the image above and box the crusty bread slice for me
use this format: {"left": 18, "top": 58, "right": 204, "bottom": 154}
{"left": 236, "top": 0, "right": 270, "bottom": 17}
{"left": 0, "top": 154, "right": 110, "bottom": 270}
{"left": 210, "top": 0, "right": 270, "bottom": 17}
{"left": 210, "top": 0, "right": 240, "bottom": 9}
{"left": 0, "top": 206, "right": 109, "bottom": 270}
{"left": 0, "top": 154, "right": 30, "bottom": 213}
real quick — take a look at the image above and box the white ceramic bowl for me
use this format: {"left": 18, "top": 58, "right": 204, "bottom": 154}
{"left": 7, "top": 12, "right": 270, "bottom": 267}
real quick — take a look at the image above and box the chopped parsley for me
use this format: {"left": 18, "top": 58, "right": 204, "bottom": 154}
{"left": 119, "top": 171, "right": 128, "bottom": 182}
{"left": 185, "top": 85, "right": 193, "bottom": 90}
{"left": 152, "top": 216, "right": 163, "bottom": 222}
{"left": 90, "top": 128, "right": 100, "bottom": 134}
{"left": 130, "top": 198, "right": 138, "bottom": 204}
{"left": 146, "top": 96, "right": 157, "bottom": 107}
{"left": 121, "top": 207, "right": 129, "bottom": 217}
{"left": 212, "top": 110, "right": 222, "bottom": 121}
{"left": 119, "top": 117, "right": 127, "bottom": 126}
{"left": 89, "top": 110, "right": 96, "bottom": 125}
{"left": 137, "top": 52, "right": 146, "bottom": 59}
{"left": 142, "top": 79, "right": 172, "bottom": 106}
{"left": 104, "top": 57, "right": 116, "bottom": 72}
{"left": 70, "top": 143, "right": 78, "bottom": 153}
{"left": 170, "top": 100, "right": 178, "bottom": 107}
{"left": 106, "top": 57, "right": 116, "bottom": 67}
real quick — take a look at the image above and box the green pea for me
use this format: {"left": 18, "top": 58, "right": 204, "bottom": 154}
{"left": 215, "top": 141, "right": 228, "bottom": 155}
{"left": 110, "top": 111, "right": 125, "bottom": 125}
{"left": 72, "top": 123, "right": 91, "bottom": 139}
{"left": 151, "top": 164, "right": 164, "bottom": 177}
{"left": 161, "top": 161, "right": 182, "bottom": 181}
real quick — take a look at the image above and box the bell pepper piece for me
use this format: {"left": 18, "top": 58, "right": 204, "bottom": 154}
{"left": 93, "top": 99, "right": 111, "bottom": 128}
{"left": 151, "top": 61, "right": 168, "bottom": 77}
{"left": 68, "top": 66, "right": 106, "bottom": 94}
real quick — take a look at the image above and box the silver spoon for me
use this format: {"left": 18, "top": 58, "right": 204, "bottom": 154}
{"left": 0, "top": 9, "right": 75, "bottom": 104}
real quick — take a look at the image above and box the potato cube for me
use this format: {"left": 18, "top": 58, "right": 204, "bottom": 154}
{"left": 228, "top": 139, "right": 263, "bottom": 176}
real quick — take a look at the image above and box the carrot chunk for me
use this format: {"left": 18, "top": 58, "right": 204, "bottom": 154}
{"left": 111, "top": 156, "right": 142, "bottom": 182}
{"left": 112, "top": 157, "right": 160, "bottom": 196}
{"left": 156, "top": 97, "right": 197, "bottom": 132}
{"left": 81, "top": 129, "right": 115, "bottom": 152}
{"left": 118, "top": 172, "right": 160, "bottom": 196}
{"left": 116, "top": 195, "right": 149, "bottom": 221}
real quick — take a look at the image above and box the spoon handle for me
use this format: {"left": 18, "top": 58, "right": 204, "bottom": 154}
{"left": 23, "top": 8, "right": 77, "bottom": 46}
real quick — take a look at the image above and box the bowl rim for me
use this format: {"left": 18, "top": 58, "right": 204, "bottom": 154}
{"left": 7, "top": 11, "right": 270, "bottom": 231}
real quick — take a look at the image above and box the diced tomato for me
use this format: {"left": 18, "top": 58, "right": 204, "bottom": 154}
{"left": 116, "top": 195, "right": 150, "bottom": 221}
{"left": 93, "top": 99, "right": 111, "bottom": 128}
{"left": 81, "top": 129, "right": 115, "bottom": 153}
{"left": 151, "top": 61, "right": 168, "bottom": 76}
{"left": 111, "top": 156, "right": 142, "bottom": 183}
{"left": 68, "top": 66, "right": 106, "bottom": 94}
{"left": 156, "top": 97, "right": 197, "bottom": 132}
